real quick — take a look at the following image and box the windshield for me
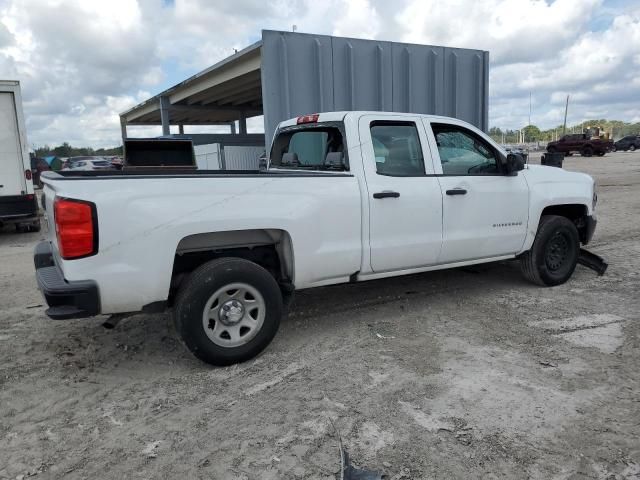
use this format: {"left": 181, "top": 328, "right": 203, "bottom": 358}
{"left": 270, "top": 125, "right": 347, "bottom": 170}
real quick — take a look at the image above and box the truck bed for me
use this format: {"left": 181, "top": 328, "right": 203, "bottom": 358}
{"left": 45, "top": 169, "right": 351, "bottom": 180}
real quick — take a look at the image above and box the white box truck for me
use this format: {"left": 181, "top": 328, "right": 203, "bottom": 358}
{"left": 0, "top": 80, "right": 40, "bottom": 232}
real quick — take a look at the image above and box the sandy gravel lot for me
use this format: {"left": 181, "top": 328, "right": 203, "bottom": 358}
{"left": 1, "top": 152, "right": 639, "bottom": 479}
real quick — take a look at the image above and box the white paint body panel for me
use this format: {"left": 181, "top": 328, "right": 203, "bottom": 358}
{"left": 0, "top": 81, "right": 33, "bottom": 196}
{"left": 193, "top": 143, "right": 221, "bottom": 170}
{"left": 41, "top": 112, "right": 595, "bottom": 314}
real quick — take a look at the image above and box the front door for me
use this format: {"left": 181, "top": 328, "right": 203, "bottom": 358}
{"left": 359, "top": 115, "right": 443, "bottom": 273}
{"left": 424, "top": 120, "right": 529, "bottom": 264}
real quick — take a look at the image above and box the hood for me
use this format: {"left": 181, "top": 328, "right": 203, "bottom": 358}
{"left": 524, "top": 164, "right": 593, "bottom": 185}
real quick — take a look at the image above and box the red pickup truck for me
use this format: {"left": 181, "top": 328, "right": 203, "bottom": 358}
{"left": 546, "top": 134, "right": 613, "bottom": 157}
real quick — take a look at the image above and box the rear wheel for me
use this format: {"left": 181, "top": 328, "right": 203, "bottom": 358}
{"left": 630, "top": 145, "right": 636, "bottom": 152}
{"left": 520, "top": 215, "right": 580, "bottom": 286}
{"left": 174, "top": 257, "right": 283, "bottom": 366}
{"left": 581, "top": 146, "right": 593, "bottom": 157}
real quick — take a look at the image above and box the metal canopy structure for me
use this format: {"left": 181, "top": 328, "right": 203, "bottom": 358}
{"left": 120, "top": 30, "right": 490, "bottom": 149}
{"left": 120, "top": 41, "right": 263, "bottom": 138}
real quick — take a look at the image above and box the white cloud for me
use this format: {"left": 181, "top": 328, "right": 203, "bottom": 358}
{"left": 0, "top": 0, "right": 639, "bottom": 148}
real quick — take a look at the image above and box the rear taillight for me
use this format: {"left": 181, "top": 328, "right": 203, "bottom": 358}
{"left": 25, "top": 169, "right": 32, "bottom": 180}
{"left": 54, "top": 197, "right": 98, "bottom": 259}
{"left": 297, "top": 113, "right": 319, "bottom": 124}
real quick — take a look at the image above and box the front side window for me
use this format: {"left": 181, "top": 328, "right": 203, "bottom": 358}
{"left": 270, "top": 126, "right": 346, "bottom": 170}
{"left": 370, "top": 122, "right": 425, "bottom": 176}
{"left": 432, "top": 124, "right": 499, "bottom": 175}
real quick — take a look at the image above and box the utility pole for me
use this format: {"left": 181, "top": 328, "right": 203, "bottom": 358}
{"left": 562, "top": 94, "right": 569, "bottom": 135}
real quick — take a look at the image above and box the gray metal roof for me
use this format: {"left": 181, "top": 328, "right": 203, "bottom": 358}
{"left": 121, "top": 40, "right": 263, "bottom": 125}
{"left": 121, "top": 30, "right": 490, "bottom": 142}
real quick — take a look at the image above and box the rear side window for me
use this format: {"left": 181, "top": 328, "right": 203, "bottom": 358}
{"left": 270, "top": 126, "right": 346, "bottom": 170}
{"left": 370, "top": 122, "right": 425, "bottom": 176}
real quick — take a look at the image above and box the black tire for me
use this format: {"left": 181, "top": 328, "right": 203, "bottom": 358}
{"left": 630, "top": 145, "right": 636, "bottom": 152}
{"left": 597, "top": 151, "right": 605, "bottom": 157}
{"left": 611, "top": 146, "right": 617, "bottom": 152}
{"left": 520, "top": 215, "right": 580, "bottom": 287}
{"left": 581, "top": 147, "right": 593, "bottom": 157}
{"left": 174, "top": 257, "right": 283, "bottom": 366}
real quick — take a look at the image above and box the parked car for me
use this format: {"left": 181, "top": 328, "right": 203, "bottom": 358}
{"left": 110, "top": 156, "right": 124, "bottom": 170}
{"left": 546, "top": 134, "right": 613, "bottom": 157}
{"left": 613, "top": 135, "right": 640, "bottom": 152}
{"left": 63, "top": 157, "right": 114, "bottom": 171}
{"left": 35, "top": 112, "right": 598, "bottom": 366}
{"left": 502, "top": 145, "right": 527, "bottom": 155}
{"left": 29, "top": 157, "right": 51, "bottom": 188}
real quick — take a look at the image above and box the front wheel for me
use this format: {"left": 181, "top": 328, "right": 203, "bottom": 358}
{"left": 582, "top": 147, "right": 593, "bottom": 157}
{"left": 630, "top": 145, "right": 636, "bottom": 152}
{"left": 174, "top": 257, "right": 283, "bottom": 366}
{"left": 520, "top": 215, "right": 580, "bottom": 286}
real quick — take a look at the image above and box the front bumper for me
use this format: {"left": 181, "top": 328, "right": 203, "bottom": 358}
{"left": 34, "top": 241, "right": 100, "bottom": 320}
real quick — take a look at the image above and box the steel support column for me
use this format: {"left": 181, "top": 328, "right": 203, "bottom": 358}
{"left": 120, "top": 116, "right": 127, "bottom": 142}
{"left": 160, "top": 96, "right": 171, "bottom": 136}
{"left": 239, "top": 111, "right": 247, "bottom": 135}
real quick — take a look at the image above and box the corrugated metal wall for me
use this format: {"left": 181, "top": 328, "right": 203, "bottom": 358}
{"left": 223, "top": 146, "right": 264, "bottom": 170}
{"left": 261, "top": 30, "right": 489, "bottom": 144}
{"left": 193, "top": 144, "right": 264, "bottom": 170}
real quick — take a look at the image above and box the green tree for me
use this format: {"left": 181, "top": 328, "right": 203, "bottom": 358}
{"left": 522, "top": 125, "right": 541, "bottom": 142}
{"left": 52, "top": 142, "right": 73, "bottom": 157}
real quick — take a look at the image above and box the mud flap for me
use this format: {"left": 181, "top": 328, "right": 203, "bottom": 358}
{"left": 578, "top": 248, "right": 608, "bottom": 276}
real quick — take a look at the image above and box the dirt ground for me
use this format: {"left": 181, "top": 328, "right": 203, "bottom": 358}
{"left": 1, "top": 152, "right": 639, "bottom": 480}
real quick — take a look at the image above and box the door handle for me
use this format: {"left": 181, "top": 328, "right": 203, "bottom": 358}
{"left": 446, "top": 188, "right": 467, "bottom": 195}
{"left": 373, "top": 191, "right": 400, "bottom": 199}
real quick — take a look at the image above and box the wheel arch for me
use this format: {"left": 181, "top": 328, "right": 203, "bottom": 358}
{"left": 169, "top": 228, "right": 295, "bottom": 303}
{"left": 526, "top": 203, "right": 591, "bottom": 248}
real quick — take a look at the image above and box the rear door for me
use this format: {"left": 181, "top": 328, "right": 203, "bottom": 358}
{"left": 424, "top": 119, "right": 529, "bottom": 263}
{"left": 0, "top": 92, "right": 26, "bottom": 196}
{"left": 359, "top": 114, "right": 443, "bottom": 272}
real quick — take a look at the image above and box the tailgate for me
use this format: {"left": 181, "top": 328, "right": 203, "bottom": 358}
{"left": 41, "top": 181, "right": 59, "bottom": 249}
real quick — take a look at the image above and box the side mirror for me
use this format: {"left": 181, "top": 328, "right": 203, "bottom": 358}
{"left": 505, "top": 153, "right": 525, "bottom": 176}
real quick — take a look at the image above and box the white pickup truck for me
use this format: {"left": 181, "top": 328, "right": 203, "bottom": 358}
{"left": 35, "top": 112, "right": 598, "bottom": 365}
